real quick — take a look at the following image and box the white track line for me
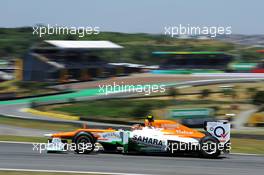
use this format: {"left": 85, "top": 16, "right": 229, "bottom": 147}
{"left": 230, "top": 153, "right": 264, "bottom": 156}
{"left": 0, "top": 168, "right": 148, "bottom": 175}
{"left": 0, "top": 140, "right": 35, "bottom": 144}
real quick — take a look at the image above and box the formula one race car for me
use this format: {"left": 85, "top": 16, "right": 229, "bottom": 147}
{"left": 44, "top": 119, "right": 230, "bottom": 158}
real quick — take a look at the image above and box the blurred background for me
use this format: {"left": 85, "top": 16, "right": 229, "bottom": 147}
{"left": 0, "top": 1, "right": 264, "bottom": 174}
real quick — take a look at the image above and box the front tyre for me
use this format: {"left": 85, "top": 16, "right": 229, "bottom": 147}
{"left": 73, "top": 132, "right": 95, "bottom": 154}
{"left": 199, "top": 136, "right": 221, "bottom": 158}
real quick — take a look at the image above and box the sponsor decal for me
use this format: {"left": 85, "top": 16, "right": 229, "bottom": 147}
{"left": 101, "top": 132, "right": 121, "bottom": 139}
{"left": 174, "top": 130, "right": 194, "bottom": 135}
{"left": 213, "top": 126, "right": 228, "bottom": 139}
{"left": 132, "top": 135, "right": 163, "bottom": 146}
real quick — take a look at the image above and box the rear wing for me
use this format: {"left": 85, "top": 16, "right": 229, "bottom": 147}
{"left": 204, "top": 120, "right": 230, "bottom": 144}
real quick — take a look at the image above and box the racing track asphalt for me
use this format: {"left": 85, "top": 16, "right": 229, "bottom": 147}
{"left": 0, "top": 142, "right": 263, "bottom": 175}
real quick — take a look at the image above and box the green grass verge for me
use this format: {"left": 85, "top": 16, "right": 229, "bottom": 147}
{"left": 231, "top": 138, "right": 264, "bottom": 154}
{"left": 46, "top": 99, "right": 232, "bottom": 120}
{"left": 51, "top": 99, "right": 169, "bottom": 119}
{"left": 0, "top": 116, "right": 80, "bottom": 131}
{"left": 231, "top": 130, "right": 264, "bottom": 136}
{"left": 0, "top": 135, "right": 46, "bottom": 143}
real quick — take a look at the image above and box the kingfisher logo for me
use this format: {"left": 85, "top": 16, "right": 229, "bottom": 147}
{"left": 132, "top": 135, "right": 163, "bottom": 146}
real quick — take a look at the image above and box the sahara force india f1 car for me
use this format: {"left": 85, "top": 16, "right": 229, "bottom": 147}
{"left": 44, "top": 119, "right": 231, "bottom": 158}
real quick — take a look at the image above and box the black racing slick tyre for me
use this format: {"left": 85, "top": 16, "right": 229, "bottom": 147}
{"left": 72, "top": 132, "right": 95, "bottom": 154}
{"left": 199, "top": 136, "right": 221, "bottom": 158}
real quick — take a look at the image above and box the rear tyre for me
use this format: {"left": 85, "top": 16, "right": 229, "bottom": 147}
{"left": 73, "top": 132, "right": 95, "bottom": 154}
{"left": 199, "top": 136, "right": 221, "bottom": 158}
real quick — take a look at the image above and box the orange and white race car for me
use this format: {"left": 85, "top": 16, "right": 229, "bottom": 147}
{"left": 44, "top": 119, "right": 231, "bottom": 158}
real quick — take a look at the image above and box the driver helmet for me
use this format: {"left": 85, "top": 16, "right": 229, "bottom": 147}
{"left": 146, "top": 115, "right": 154, "bottom": 122}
